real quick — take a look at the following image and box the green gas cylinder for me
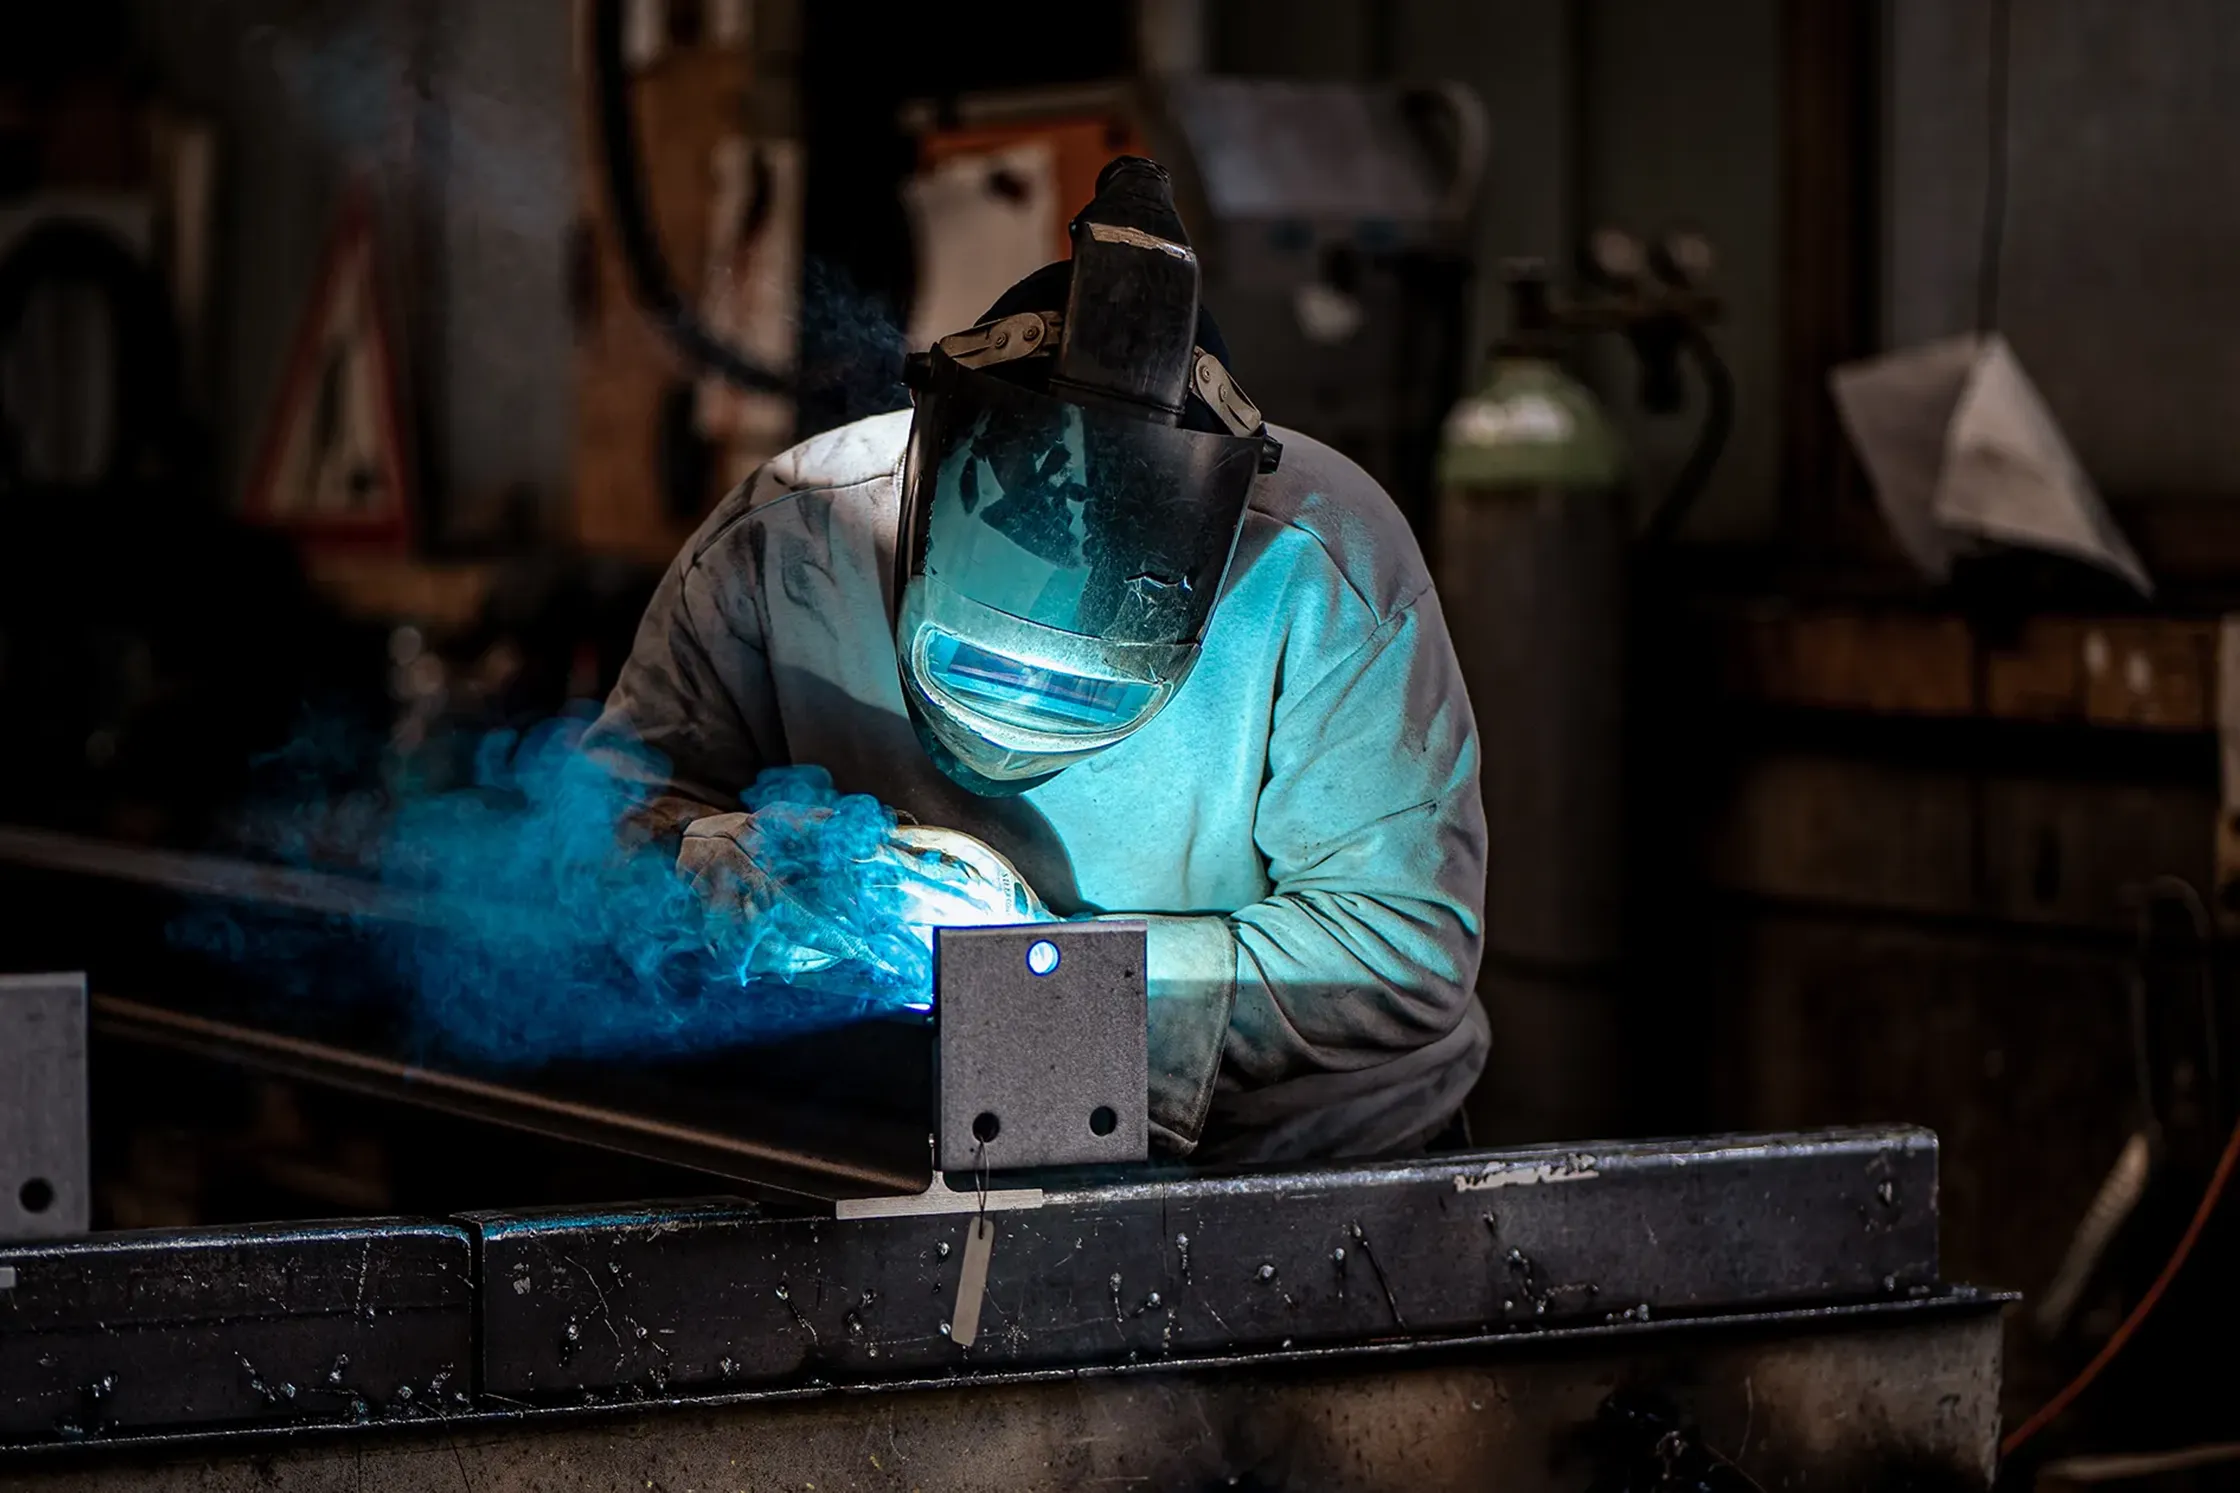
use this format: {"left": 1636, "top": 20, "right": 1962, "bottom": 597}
{"left": 1434, "top": 265, "right": 1629, "bottom": 1144}
{"left": 1435, "top": 269, "right": 1623, "bottom": 492}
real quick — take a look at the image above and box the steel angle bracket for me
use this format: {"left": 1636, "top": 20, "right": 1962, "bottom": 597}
{"left": 0, "top": 974, "right": 87, "bottom": 1240}
{"left": 934, "top": 922, "right": 1150, "bottom": 1177}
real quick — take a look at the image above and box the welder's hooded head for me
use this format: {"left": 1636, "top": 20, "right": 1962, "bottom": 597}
{"left": 894, "top": 156, "right": 1281, "bottom": 797}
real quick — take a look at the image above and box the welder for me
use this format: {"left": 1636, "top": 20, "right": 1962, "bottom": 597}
{"left": 583, "top": 158, "right": 1486, "bottom": 1162}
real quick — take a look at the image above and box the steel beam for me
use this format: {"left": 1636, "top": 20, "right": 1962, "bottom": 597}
{"left": 469, "top": 1127, "right": 1939, "bottom": 1401}
{"left": 0, "top": 1127, "right": 1957, "bottom": 1457}
{"left": 0, "top": 1220, "right": 472, "bottom": 1439}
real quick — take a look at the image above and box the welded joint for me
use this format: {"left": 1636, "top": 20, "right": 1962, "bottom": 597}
{"left": 833, "top": 1170, "right": 1045, "bottom": 1221}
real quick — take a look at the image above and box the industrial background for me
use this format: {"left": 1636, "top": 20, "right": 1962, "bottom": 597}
{"left": 4, "top": 0, "right": 2240, "bottom": 1487}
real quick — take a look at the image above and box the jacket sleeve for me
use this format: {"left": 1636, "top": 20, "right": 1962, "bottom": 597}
{"left": 579, "top": 528, "right": 772, "bottom": 852}
{"left": 1137, "top": 586, "right": 1487, "bottom": 1152}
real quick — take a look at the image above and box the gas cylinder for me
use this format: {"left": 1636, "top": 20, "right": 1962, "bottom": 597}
{"left": 1434, "top": 264, "right": 1628, "bottom": 1143}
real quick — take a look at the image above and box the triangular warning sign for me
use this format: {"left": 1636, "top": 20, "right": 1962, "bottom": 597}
{"left": 244, "top": 190, "right": 412, "bottom": 547}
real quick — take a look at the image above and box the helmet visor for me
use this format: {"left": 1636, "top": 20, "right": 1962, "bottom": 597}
{"left": 897, "top": 350, "right": 1262, "bottom": 650}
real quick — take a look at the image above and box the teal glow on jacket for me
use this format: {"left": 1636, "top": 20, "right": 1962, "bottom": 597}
{"left": 583, "top": 412, "right": 1488, "bottom": 1161}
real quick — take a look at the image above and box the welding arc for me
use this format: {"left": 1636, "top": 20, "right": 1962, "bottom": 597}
{"left": 2001, "top": 1103, "right": 2240, "bottom": 1459}
{"left": 587, "top": 0, "right": 790, "bottom": 395}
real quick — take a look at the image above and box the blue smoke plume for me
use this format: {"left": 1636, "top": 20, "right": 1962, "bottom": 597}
{"left": 173, "top": 714, "right": 934, "bottom": 1067}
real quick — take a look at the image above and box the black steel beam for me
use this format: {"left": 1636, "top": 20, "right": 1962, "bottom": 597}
{"left": 0, "top": 1127, "right": 1951, "bottom": 1449}
{"left": 468, "top": 1127, "right": 1939, "bottom": 1402}
{"left": 0, "top": 1220, "right": 472, "bottom": 1440}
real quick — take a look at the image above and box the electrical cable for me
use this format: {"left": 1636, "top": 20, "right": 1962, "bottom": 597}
{"left": 2031, "top": 879, "right": 2218, "bottom": 1341}
{"left": 1638, "top": 318, "right": 1734, "bottom": 548}
{"left": 2008, "top": 877, "right": 2229, "bottom": 1457}
{"left": 585, "top": 0, "right": 790, "bottom": 395}
{"left": 2005, "top": 877, "right": 2235, "bottom": 1460}
{"left": 2138, "top": 877, "right": 2221, "bottom": 1135}
{"left": 2157, "top": 877, "right": 2224, "bottom": 1130}
{"left": 2002, "top": 1102, "right": 2240, "bottom": 1459}
{"left": 2124, "top": 878, "right": 2213, "bottom": 1153}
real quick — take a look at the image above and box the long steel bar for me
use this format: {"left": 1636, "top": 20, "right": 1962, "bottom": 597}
{"left": 89, "top": 996, "right": 926, "bottom": 1200}
{"left": 0, "top": 825, "right": 434, "bottom": 925}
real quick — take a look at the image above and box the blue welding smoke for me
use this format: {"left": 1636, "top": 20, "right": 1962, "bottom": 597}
{"left": 173, "top": 715, "right": 936, "bottom": 1067}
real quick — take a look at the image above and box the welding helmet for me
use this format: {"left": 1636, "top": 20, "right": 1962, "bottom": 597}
{"left": 895, "top": 157, "right": 1282, "bottom": 796}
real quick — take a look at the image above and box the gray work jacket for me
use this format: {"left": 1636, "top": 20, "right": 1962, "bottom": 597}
{"left": 584, "top": 411, "right": 1489, "bottom": 1161}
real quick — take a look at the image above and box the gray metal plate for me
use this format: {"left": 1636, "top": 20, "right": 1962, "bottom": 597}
{"left": 936, "top": 923, "right": 1148, "bottom": 1173}
{"left": 0, "top": 973, "right": 87, "bottom": 1239}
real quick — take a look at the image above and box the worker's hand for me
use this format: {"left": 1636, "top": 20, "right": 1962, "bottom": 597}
{"left": 676, "top": 813, "right": 1050, "bottom": 988}
{"left": 879, "top": 823, "right": 1051, "bottom": 952}
{"left": 677, "top": 810, "right": 919, "bottom": 985}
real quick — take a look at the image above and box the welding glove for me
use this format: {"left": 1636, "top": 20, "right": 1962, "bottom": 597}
{"left": 676, "top": 813, "right": 1048, "bottom": 988}
{"left": 881, "top": 822, "right": 1051, "bottom": 952}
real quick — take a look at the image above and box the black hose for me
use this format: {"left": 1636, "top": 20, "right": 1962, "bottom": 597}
{"left": 587, "top": 0, "right": 791, "bottom": 395}
{"left": 1639, "top": 318, "right": 1733, "bottom": 548}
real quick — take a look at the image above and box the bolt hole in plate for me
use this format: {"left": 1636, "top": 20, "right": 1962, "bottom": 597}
{"left": 19, "top": 1177, "right": 55, "bottom": 1213}
{"left": 972, "top": 1112, "right": 1002, "bottom": 1144}
{"left": 1090, "top": 1106, "right": 1118, "bottom": 1136}
{"left": 1026, "top": 939, "right": 1060, "bottom": 976}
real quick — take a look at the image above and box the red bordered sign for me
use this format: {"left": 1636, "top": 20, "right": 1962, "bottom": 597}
{"left": 242, "top": 187, "right": 413, "bottom": 550}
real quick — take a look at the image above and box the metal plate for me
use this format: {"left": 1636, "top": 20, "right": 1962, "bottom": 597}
{"left": 0, "top": 1219, "right": 474, "bottom": 1440}
{"left": 0, "top": 973, "right": 87, "bottom": 1239}
{"left": 936, "top": 923, "right": 1148, "bottom": 1173}
{"left": 468, "top": 1126, "right": 1941, "bottom": 1403}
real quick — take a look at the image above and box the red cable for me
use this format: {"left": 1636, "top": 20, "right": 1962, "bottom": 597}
{"left": 2002, "top": 1109, "right": 2240, "bottom": 1460}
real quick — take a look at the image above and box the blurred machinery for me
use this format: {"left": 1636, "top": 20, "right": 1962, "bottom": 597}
{"left": 897, "top": 76, "right": 1484, "bottom": 532}
{"left": 0, "top": 173, "right": 386, "bottom": 846}
{"left": 1153, "top": 76, "right": 1485, "bottom": 532}
{"left": 577, "top": 0, "right": 797, "bottom": 560}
